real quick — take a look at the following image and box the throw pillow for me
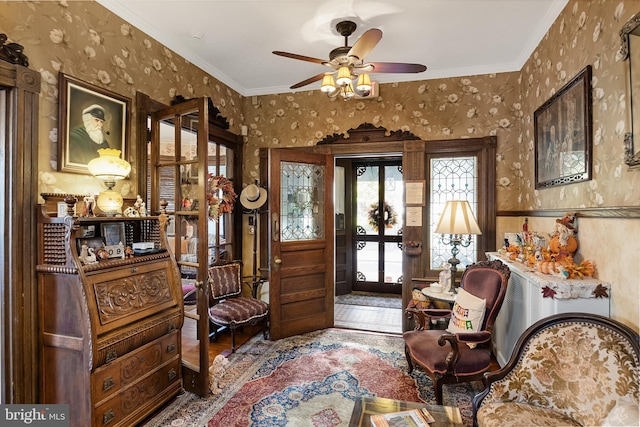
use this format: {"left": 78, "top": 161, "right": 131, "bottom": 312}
{"left": 447, "top": 288, "right": 486, "bottom": 335}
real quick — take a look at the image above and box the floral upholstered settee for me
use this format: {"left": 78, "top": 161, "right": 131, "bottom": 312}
{"left": 473, "top": 313, "right": 639, "bottom": 427}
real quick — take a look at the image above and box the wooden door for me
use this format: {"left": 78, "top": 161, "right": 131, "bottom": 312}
{"left": 151, "top": 98, "right": 210, "bottom": 396}
{"left": 263, "top": 149, "right": 334, "bottom": 340}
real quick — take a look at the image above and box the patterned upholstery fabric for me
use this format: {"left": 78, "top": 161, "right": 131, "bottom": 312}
{"left": 207, "top": 262, "right": 269, "bottom": 352}
{"left": 208, "top": 262, "right": 243, "bottom": 300}
{"left": 474, "top": 314, "right": 640, "bottom": 427}
{"left": 181, "top": 280, "right": 197, "bottom": 305}
{"left": 208, "top": 297, "right": 269, "bottom": 327}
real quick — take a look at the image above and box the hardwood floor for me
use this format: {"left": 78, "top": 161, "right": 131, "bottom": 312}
{"left": 181, "top": 308, "right": 263, "bottom": 365}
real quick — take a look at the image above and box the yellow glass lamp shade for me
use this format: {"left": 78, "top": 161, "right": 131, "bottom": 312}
{"left": 341, "top": 82, "right": 355, "bottom": 99}
{"left": 87, "top": 148, "right": 131, "bottom": 216}
{"left": 356, "top": 73, "right": 371, "bottom": 92}
{"left": 336, "top": 66, "right": 352, "bottom": 86}
{"left": 321, "top": 74, "right": 337, "bottom": 93}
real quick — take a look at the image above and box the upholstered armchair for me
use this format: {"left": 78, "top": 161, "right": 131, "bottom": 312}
{"left": 404, "top": 259, "right": 510, "bottom": 405}
{"left": 207, "top": 262, "right": 269, "bottom": 352}
{"left": 473, "top": 312, "right": 640, "bottom": 427}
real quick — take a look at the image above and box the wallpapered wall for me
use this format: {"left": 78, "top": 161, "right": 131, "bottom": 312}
{"left": 3, "top": 1, "right": 637, "bottom": 207}
{"left": 1, "top": 0, "right": 246, "bottom": 199}
{"left": 2, "top": 0, "right": 638, "bottom": 329}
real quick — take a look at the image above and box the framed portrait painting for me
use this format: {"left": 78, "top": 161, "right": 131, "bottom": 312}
{"left": 534, "top": 65, "right": 593, "bottom": 189}
{"left": 58, "top": 73, "right": 130, "bottom": 174}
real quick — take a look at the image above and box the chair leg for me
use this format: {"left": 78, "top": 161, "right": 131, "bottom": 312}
{"left": 434, "top": 379, "right": 444, "bottom": 405}
{"left": 230, "top": 326, "right": 236, "bottom": 353}
{"left": 404, "top": 345, "right": 414, "bottom": 373}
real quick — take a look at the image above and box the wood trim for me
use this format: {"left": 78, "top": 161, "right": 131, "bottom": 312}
{"left": 1, "top": 60, "right": 40, "bottom": 404}
{"left": 497, "top": 206, "right": 640, "bottom": 218}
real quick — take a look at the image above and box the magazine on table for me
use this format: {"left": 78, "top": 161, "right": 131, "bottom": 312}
{"left": 370, "top": 407, "right": 435, "bottom": 427}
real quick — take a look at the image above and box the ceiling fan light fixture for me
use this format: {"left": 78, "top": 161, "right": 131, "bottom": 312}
{"left": 356, "top": 73, "right": 371, "bottom": 92}
{"left": 321, "top": 74, "right": 337, "bottom": 93}
{"left": 336, "top": 66, "right": 352, "bottom": 86}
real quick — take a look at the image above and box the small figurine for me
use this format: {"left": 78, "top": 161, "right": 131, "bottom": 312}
{"left": 96, "top": 247, "right": 109, "bottom": 260}
{"left": 78, "top": 244, "right": 98, "bottom": 264}
{"left": 407, "top": 287, "right": 432, "bottom": 311}
{"left": 83, "top": 195, "right": 95, "bottom": 217}
{"left": 125, "top": 246, "right": 135, "bottom": 259}
{"left": 124, "top": 206, "right": 139, "bottom": 218}
{"left": 209, "top": 354, "right": 230, "bottom": 395}
{"left": 134, "top": 194, "right": 147, "bottom": 216}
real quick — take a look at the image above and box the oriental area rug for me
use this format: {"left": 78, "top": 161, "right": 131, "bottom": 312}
{"left": 144, "top": 329, "right": 482, "bottom": 427}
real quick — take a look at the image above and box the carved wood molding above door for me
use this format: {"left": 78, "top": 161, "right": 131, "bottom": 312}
{"left": 318, "top": 122, "right": 420, "bottom": 145}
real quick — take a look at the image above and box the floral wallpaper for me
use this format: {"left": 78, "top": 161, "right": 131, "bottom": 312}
{"left": 1, "top": 0, "right": 245, "bottom": 199}
{"left": 243, "top": 74, "right": 522, "bottom": 210}
{"left": 1, "top": 0, "right": 639, "bottom": 329}
{"left": 2, "top": 0, "right": 638, "bottom": 209}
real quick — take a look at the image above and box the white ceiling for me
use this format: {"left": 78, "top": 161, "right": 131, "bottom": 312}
{"left": 97, "top": 0, "right": 568, "bottom": 97}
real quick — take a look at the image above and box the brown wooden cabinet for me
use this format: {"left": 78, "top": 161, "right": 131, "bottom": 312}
{"left": 36, "top": 199, "right": 183, "bottom": 427}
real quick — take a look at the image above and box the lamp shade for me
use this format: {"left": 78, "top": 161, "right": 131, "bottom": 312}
{"left": 321, "top": 74, "right": 337, "bottom": 93}
{"left": 336, "top": 66, "right": 352, "bottom": 86}
{"left": 341, "top": 83, "right": 355, "bottom": 98}
{"left": 356, "top": 73, "right": 371, "bottom": 92}
{"left": 435, "top": 200, "right": 482, "bottom": 235}
{"left": 87, "top": 148, "right": 131, "bottom": 181}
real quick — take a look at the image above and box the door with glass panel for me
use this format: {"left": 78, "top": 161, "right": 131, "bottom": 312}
{"left": 264, "top": 149, "right": 334, "bottom": 340}
{"left": 353, "top": 159, "right": 404, "bottom": 293}
{"left": 150, "top": 98, "right": 238, "bottom": 397}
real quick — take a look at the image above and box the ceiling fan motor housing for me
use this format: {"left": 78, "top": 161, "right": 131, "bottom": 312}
{"left": 336, "top": 20, "right": 357, "bottom": 37}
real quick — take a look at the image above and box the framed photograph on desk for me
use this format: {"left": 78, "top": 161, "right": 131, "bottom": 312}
{"left": 101, "top": 222, "right": 125, "bottom": 247}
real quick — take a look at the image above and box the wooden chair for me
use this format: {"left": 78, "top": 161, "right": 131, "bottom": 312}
{"left": 207, "top": 261, "right": 269, "bottom": 352}
{"left": 473, "top": 312, "right": 639, "bottom": 427}
{"left": 403, "top": 259, "right": 510, "bottom": 404}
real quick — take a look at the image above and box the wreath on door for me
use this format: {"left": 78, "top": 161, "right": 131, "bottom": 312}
{"left": 367, "top": 201, "right": 397, "bottom": 232}
{"left": 207, "top": 174, "right": 237, "bottom": 221}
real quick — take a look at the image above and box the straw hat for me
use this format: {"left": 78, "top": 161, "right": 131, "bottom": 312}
{"left": 240, "top": 183, "right": 267, "bottom": 209}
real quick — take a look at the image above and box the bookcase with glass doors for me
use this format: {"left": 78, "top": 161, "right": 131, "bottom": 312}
{"left": 149, "top": 97, "right": 242, "bottom": 397}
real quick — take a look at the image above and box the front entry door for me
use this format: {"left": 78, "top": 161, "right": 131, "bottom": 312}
{"left": 263, "top": 149, "right": 334, "bottom": 340}
{"left": 352, "top": 159, "right": 404, "bottom": 294}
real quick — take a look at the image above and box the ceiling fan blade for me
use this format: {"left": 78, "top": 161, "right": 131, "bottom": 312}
{"left": 367, "top": 62, "right": 427, "bottom": 73}
{"left": 290, "top": 73, "right": 326, "bottom": 89}
{"left": 273, "top": 51, "right": 326, "bottom": 65}
{"left": 348, "top": 28, "right": 382, "bottom": 61}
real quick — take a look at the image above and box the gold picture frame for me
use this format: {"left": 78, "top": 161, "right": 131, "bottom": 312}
{"left": 58, "top": 73, "right": 130, "bottom": 174}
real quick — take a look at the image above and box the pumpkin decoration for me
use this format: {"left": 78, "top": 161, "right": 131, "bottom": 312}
{"left": 538, "top": 259, "right": 561, "bottom": 274}
{"left": 549, "top": 213, "right": 578, "bottom": 257}
{"left": 549, "top": 235, "right": 578, "bottom": 255}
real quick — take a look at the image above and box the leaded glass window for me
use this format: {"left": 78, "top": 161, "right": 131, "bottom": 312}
{"left": 430, "top": 156, "right": 479, "bottom": 270}
{"left": 280, "top": 161, "right": 325, "bottom": 241}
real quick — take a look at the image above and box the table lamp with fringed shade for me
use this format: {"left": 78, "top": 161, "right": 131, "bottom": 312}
{"left": 435, "top": 200, "right": 482, "bottom": 290}
{"left": 87, "top": 148, "right": 131, "bottom": 216}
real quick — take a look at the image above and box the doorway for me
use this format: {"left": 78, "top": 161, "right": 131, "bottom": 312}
{"left": 352, "top": 158, "right": 404, "bottom": 293}
{"left": 334, "top": 157, "right": 404, "bottom": 334}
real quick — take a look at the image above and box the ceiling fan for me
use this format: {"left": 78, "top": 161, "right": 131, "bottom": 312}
{"left": 273, "top": 20, "right": 427, "bottom": 98}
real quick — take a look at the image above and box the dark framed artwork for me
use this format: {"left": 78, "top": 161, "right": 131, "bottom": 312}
{"left": 58, "top": 73, "right": 130, "bottom": 174}
{"left": 534, "top": 65, "right": 593, "bottom": 189}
